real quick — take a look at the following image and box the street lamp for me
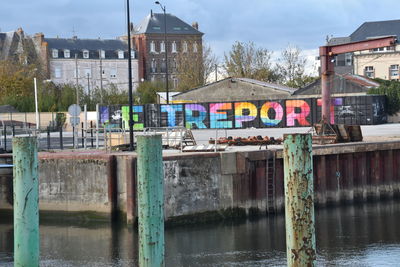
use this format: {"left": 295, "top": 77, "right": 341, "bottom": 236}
{"left": 126, "top": 0, "right": 134, "bottom": 151}
{"left": 155, "top": 1, "right": 169, "bottom": 104}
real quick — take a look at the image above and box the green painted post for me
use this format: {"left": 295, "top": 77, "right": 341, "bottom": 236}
{"left": 137, "top": 134, "right": 164, "bottom": 267}
{"left": 283, "top": 134, "right": 316, "bottom": 267}
{"left": 13, "top": 137, "right": 39, "bottom": 267}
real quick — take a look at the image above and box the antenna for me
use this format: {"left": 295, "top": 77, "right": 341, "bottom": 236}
{"left": 72, "top": 25, "right": 76, "bottom": 38}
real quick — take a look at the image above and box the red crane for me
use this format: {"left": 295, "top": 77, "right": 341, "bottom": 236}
{"left": 319, "top": 36, "right": 396, "bottom": 123}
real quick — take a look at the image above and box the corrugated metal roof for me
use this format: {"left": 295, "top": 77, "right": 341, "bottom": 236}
{"left": 236, "top": 78, "right": 297, "bottom": 93}
{"left": 134, "top": 13, "right": 203, "bottom": 35}
{"left": 342, "top": 74, "right": 380, "bottom": 88}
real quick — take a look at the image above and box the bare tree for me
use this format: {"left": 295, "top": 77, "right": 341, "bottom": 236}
{"left": 276, "top": 45, "right": 313, "bottom": 88}
{"left": 223, "top": 41, "right": 279, "bottom": 82}
{"left": 176, "top": 43, "right": 217, "bottom": 92}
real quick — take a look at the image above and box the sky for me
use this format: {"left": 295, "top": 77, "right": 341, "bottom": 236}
{"left": 1, "top": 0, "right": 400, "bottom": 75}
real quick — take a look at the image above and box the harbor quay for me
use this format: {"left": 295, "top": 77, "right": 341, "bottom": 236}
{"left": 2, "top": 136, "right": 400, "bottom": 225}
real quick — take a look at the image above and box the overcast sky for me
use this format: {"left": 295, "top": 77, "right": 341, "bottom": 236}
{"left": 1, "top": 0, "right": 400, "bottom": 74}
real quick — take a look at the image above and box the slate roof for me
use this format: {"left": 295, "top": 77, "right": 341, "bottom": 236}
{"left": 350, "top": 19, "right": 400, "bottom": 42}
{"left": 327, "top": 37, "right": 351, "bottom": 46}
{"left": 134, "top": 13, "right": 203, "bottom": 35}
{"left": 45, "top": 38, "right": 128, "bottom": 51}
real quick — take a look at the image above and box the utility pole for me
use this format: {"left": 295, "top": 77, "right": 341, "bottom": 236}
{"left": 75, "top": 53, "right": 79, "bottom": 105}
{"left": 215, "top": 64, "right": 218, "bottom": 82}
{"left": 87, "top": 73, "right": 91, "bottom": 108}
{"left": 99, "top": 50, "right": 103, "bottom": 104}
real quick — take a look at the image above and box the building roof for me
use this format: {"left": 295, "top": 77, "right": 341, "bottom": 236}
{"left": 293, "top": 74, "right": 379, "bottom": 95}
{"left": 341, "top": 74, "right": 380, "bottom": 88}
{"left": 173, "top": 77, "right": 296, "bottom": 98}
{"left": 235, "top": 77, "right": 296, "bottom": 93}
{"left": 350, "top": 19, "right": 400, "bottom": 42}
{"left": 327, "top": 37, "right": 351, "bottom": 46}
{"left": 45, "top": 38, "right": 128, "bottom": 51}
{"left": 134, "top": 12, "right": 203, "bottom": 35}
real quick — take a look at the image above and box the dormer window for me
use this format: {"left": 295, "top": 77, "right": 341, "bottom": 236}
{"left": 100, "top": 50, "right": 105, "bottom": 59}
{"left": 118, "top": 50, "right": 124, "bottom": 59}
{"left": 82, "top": 50, "right": 89, "bottom": 59}
{"left": 172, "top": 41, "right": 177, "bottom": 53}
{"left": 193, "top": 42, "right": 198, "bottom": 53}
{"left": 64, "top": 49, "right": 70, "bottom": 58}
{"left": 160, "top": 41, "right": 165, "bottom": 53}
{"left": 52, "top": 49, "right": 58, "bottom": 58}
{"left": 150, "top": 41, "right": 156, "bottom": 53}
{"left": 182, "top": 41, "right": 188, "bottom": 53}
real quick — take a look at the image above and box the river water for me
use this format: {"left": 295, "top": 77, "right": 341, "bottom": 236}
{"left": 1, "top": 201, "right": 400, "bottom": 266}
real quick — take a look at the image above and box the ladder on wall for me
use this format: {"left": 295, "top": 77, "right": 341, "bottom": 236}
{"left": 266, "top": 152, "right": 275, "bottom": 213}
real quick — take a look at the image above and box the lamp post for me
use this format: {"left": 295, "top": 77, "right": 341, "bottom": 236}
{"left": 126, "top": 0, "right": 134, "bottom": 151}
{"left": 155, "top": 1, "right": 169, "bottom": 104}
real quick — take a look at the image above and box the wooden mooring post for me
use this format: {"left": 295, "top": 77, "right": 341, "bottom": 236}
{"left": 13, "top": 137, "right": 39, "bottom": 267}
{"left": 283, "top": 134, "right": 316, "bottom": 267}
{"left": 137, "top": 134, "right": 164, "bottom": 267}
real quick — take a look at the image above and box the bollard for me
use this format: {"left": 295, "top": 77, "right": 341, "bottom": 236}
{"left": 4, "top": 125, "right": 7, "bottom": 151}
{"left": 13, "top": 137, "right": 39, "bottom": 267}
{"left": 137, "top": 134, "right": 164, "bottom": 267}
{"left": 72, "top": 126, "right": 75, "bottom": 148}
{"left": 47, "top": 127, "right": 50, "bottom": 150}
{"left": 81, "top": 122, "right": 84, "bottom": 148}
{"left": 283, "top": 134, "right": 316, "bottom": 267}
{"left": 90, "top": 121, "right": 94, "bottom": 148}
{"left": 59, "top": 127, "right": 63, "bottom": 150}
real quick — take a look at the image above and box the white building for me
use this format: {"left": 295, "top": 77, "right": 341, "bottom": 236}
{"left": 43, "top": 36, "right": 139, "bottom": 92}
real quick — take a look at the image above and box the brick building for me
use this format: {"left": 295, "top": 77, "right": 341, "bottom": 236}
{"left": 132, "top": 11, "right": 203, "bottom": 88}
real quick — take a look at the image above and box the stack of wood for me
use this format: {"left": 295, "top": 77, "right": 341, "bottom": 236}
{"left": 209, "top": 135, "right": 283, "bottom": 146}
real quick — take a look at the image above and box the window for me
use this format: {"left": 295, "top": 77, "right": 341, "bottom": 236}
{"left": 173, "top": 27, "right": 181, "bottom": 31}
{"left": 373, "top": 47, "right": 385, "bottom": 52}
{"left": 345, "top": 53, "right": 352, "bottom": 66}
{"left": 364, "top": 66, "right": 374, "bottom": 78}
{"left": 173, "top": 78, "right": 178, "bottom": 89}
{"left": 151, "top": 75, "right": 155, "bottom": 82}
{"left": 118, "top": 50, "right": 124, "bottom": 59}
{"left": 54, "top": 67, "right": 62, "bottom": 78}
{"left": 390, "top": 64, "right": 399, "bottom": 78}
{"left": 131, "top": 50, "right": 135, "bottom": 59}
{"left": 83, "top": 68, "right": 91, "bottom": 78}
{"left": 64, "top": 49, "right": 70, "bottom": 58}
{"left": 173, "top": 59, "right": 177, "bottom": 72}
{"left": 151, "top": 59, "right": 157, "bottom": 73}
{"left": 100, "top": 50, "right": 105, "bottom": 59}
{"left": 182, "top": 41, "right": 188, "bottom": 53}
{"left": 160, "top": 41, "right": 165, "bottom": 53}
{"left": 110, "top": 68, "right": 117, "bottom": 78}
{"left": 193, "top": 42, "right": 198, "bottom": 53}
{"left": 161, "top": 59, "right": 166, "bottom": 73}
{"left": 52, "top": 49, "right": 58, "bottom": 58}
{"left": 172, "top": 41, "right": 177, "bottom": 53}
{"left": 150, "top": 41, "right": 156, "bottom": 53}
{"left": 83, "top": 50, "right": 89, "bottom": 59}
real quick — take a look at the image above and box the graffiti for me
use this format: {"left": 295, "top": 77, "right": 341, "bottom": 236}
{"left": 260, "top": 101, "right": 284, "bottom": 127}
{"left": 99, "top": 95, "right": 386, "bottom": 129}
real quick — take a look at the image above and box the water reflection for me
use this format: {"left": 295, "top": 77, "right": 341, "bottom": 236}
{"left": 1, "top": 201, "right": 400, "bottom": 266}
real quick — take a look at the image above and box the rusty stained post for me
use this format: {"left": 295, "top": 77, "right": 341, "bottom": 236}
{"left": 283, "top": 133, "right": 316, "bottom": 267}
{"left": 137, "top": 134, "right": 164, "bottom": 267}
{"left": 13, "top": 137, "right": 39, "bottom": 267}
{"left": 319, "top": 46, "right": 334, "bottom": 124}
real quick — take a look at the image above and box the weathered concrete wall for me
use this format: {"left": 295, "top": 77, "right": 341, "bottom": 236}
{"left": 2, "top": 141, "right": 400, "bottom": 224}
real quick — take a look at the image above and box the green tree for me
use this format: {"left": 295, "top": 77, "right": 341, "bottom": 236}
{"left": 369, "top": 80, "right": 400, "bottom": 115}
{"left": 223, "top": 41, "right": 279, "bottom": 82}
{"left": 135, "top": 81, "right": 164, "bottom": 104}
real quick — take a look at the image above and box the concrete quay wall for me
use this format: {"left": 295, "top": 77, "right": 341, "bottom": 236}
{"left": 1, "top": 141, "right": 400, "bottom": 224}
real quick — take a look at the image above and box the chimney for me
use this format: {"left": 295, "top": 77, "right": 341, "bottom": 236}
{"left": 192, "top": 22, "right": 199, "bottom": 30}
